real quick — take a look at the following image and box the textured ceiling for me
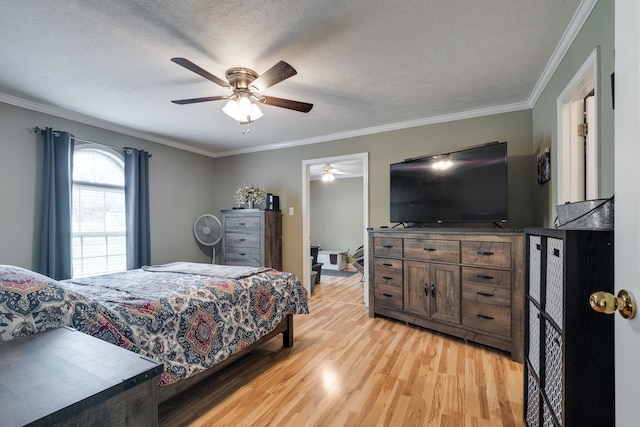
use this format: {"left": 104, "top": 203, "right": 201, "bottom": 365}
{"left": 0, "top": 0, "right": 586, "bottom": 157}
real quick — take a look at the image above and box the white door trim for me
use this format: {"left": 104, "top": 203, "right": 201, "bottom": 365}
{"left": 301, "top": 153, "right": 369, "bottom": 305}
{"left": 556, "top": 47, "right": 599, "bottom": 205}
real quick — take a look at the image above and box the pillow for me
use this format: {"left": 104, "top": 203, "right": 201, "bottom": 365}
{"left": 0, "top": 265, "right": 74, "bottom": 341}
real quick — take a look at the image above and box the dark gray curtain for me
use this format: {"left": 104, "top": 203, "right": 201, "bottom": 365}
{"left": 124, "top": 148, "right": 151, "bottom": 269}
{"left": 38, "top": 128, "right": 74, "bottom": 280}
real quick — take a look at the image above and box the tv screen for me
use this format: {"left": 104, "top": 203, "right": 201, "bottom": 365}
{"left": 390, "top": 141, "right": 508, "bottom": 225}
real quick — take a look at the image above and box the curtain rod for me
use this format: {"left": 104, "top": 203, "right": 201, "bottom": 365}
{"left": 31, "top": 127, "right": 152, "bottom": 157}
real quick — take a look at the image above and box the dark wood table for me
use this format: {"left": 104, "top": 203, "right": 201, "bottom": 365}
{"left": 0, "top": 326, "right": 163, "bottom": 427}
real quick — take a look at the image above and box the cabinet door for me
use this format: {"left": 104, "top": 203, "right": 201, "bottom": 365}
{"left": 430, "top": 263, "right": 461, "bottom": 324}
{"left": 404, "top": 260, "right": 430, "bottom": 316}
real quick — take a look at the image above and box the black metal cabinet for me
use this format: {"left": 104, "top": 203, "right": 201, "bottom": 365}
{"left": 524, "top": 228, "right": 614, "bottom": 427}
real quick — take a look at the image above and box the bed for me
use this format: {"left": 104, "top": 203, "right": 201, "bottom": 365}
{"left": 0, "top": 262, "right": 309, "bottom": 403}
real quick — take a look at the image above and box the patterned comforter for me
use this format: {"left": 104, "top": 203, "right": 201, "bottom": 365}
{"left": 0, "top": 263, "right": 309, "bottom": 386}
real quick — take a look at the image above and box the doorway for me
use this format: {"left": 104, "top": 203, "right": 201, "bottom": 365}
{"left": 301, "top": 153, "right": 369, "bottom": 305}
{"left": 557, "top": 48, "right": 599, "bottom": 205}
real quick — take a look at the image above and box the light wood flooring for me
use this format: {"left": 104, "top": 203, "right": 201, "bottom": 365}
{"left": 158, "top": 271, "right": 524, "bottom": 426}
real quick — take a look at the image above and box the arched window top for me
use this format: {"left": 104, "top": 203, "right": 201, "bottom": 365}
{"left": 73, "top": 145, "right": 124, "bottom": 186}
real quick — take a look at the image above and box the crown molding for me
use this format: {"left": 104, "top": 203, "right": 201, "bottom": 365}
{"left": 0, "top": 93, "right": 219, "bottom": 158}
{"left": 2, "top": 0, "right": 594, "bottom": 159}
{"left": 212, "top": 101, "right": 531, "bottom": 157}
{"left": 528, "top": 0, "right": 598, "bottom": 106}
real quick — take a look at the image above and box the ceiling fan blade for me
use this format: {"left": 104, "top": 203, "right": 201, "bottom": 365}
{"left": 171, "top": 57, "right": 229, "bottom": 88}
{"left": 171, "top": 95, "right": 227, "bottom": 105}
{"left": 260, "top": 96, "right": 313, "bottom": 113}
{"left": 251, "top": 61, "right": 298, "bottom": 92}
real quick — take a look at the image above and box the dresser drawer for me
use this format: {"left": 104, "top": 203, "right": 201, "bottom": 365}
{"left": 373, "top": 237, "right": 402, "bottom": 257}
{"left": 224, "top": 247, "right": 261, "bottom": 266}
{"left": 462, "top": 301, "right": 511, "bottom": 337}
{"left": 462, "top": 282, "right": 511, "bottom": 307}
{"left": 225, "top": 232, "right": 260, "bottom": 247}
{"left": 404, "top": 239, "right": 460, "bottom": 263}
{"left": 373, "top": 258, "right": 403, "bottom": 287}
{"left": 461, "top": 266, "right": 511, "bottom": 289}
{"left": 225, "top": 215, "right": 262, "bottom": 232}
{"left": 374, "top": 282, "right": 403, "bottom": 310}
{"left": 461, "top": 241, "right": 511, "bottom": 268}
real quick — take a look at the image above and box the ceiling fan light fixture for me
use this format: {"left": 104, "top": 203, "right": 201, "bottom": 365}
{"left": 322, "top": 165, "right": 335, "bottom": 182}
{"left": 222, "top": 95, "right": 263, "bottom": 123}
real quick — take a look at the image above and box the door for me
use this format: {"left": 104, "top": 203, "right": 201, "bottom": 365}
{"left": 614, "top": 1, "right": 640, "bottom": 425}
{"left": 430, "top": 263, "right": 461, "bottom": 323}
{"left": 404, "top": 260, "right": 430, "bottom": 316}
{"left": 404, "top": 260, "right": 460, "bottom": 322}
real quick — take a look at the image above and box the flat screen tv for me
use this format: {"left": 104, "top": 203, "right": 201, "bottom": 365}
{"left": 390, "top": 141, "right": 508, "bottom": 225}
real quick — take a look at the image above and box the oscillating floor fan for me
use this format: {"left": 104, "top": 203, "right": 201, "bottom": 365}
{"left": 193, "top": 214, "right": 222, "bottom": 263}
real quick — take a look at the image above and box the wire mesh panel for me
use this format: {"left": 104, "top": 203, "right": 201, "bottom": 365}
{"left": 545, "top": 238, "right": 564, "bottom": 328}
{"left": 528, "top": 301, "right": 541, "bottom": 377}
{"left": 525, "top": 368, "right": 541, "bottom": 427}
{"left": 544, "top": 321, "right": 563, "bottom": 425}
{"left": 543, "top": 401, "right": 558, "bottom": 427}
{"left": 528, "top": 235, "right": 542, "bottom": 303}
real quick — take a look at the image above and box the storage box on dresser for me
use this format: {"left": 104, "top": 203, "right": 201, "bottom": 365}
{"left": 368, "top": 229, "right": 525, "bottom": 362}
{"left": 222, "top": 209, "right": 282, "bottom": 270}
{"left": 524, "top": 228, "right": 614, "bottom": 427}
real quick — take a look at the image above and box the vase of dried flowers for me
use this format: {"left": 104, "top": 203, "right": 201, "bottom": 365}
{"left": 235, "top": 182, "right": 266, "bottom": 209}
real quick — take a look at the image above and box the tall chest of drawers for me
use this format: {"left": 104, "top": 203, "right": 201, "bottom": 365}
{"left": 368, "top": 228, "right": 525, "bottom": 362}
{"left": 524, "top": 228, "right": 614, "bottom": 427}
{"left": 221, "top": 209, "right": 282, "bottom": 270}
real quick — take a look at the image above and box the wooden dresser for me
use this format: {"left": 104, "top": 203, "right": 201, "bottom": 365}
{"left": 0, "top": 326, "right": 163, "bottom": 427}
{"left": 368, "top": 228, "right": 525, "bottom": 362}
{"left": 221, "top": 209, "right": 282, "bottom": 270}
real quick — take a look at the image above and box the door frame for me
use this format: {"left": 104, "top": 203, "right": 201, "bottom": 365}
{"left": 301, "top": 152, "right": 369, "bottom": 304}
{"left": 556, "top": 47, "right": 599, "bottom": 205}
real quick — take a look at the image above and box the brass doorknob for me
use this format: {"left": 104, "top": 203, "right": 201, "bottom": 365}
{"left": 589, "top": 290, "right": 637, "bottom": 319}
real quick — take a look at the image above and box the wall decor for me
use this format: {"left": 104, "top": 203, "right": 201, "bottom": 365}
{"left": 537, "top": 147, "right": 551, "bottom": 184}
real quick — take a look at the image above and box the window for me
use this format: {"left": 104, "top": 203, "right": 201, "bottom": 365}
{"left": 72, "top": 146, "right": 126, "bottom": 277}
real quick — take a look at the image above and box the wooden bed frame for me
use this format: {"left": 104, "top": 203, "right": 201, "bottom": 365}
{"left": 157, "top": 313, "right": 294, "bottom": 404}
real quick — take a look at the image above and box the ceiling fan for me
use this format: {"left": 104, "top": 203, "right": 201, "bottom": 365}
{"left": 170, "top": 58, "right": 313, "bottom": 124}
{"left": 321, "top": 164, "right": 349, "bottom": 182}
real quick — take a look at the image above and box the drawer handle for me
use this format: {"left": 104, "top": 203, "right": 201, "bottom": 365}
{"left": 238, "top": 222, "right": 246, "bottom": 225}
{"left": 536, "top": 243, "right": 541, "bottom": 250}
{"left": 383, "top": 244, "right": 393, "bottom": 249}
{"left": 239, "top": 238, "right": 246, "bottom": 242}
{"left": 477, "top": 314, "right": 494, "bottom": 320}
{"left": 382, "top": 293, "right": 393, "bottom": 298}
{"left": 382, "top": 263, "right": 393, "bottom": 267}
{"left": 423, "top": 247, "right": 436, "bottom": 252}
{"left": 424, "top": 284, "right": 429, "bottom": 296}
{"left": 477, "top": 291, "right": 495, "bottom": 297}
{"left": 382, "top": 276, "right": 393, "bottom": 280}
{"left": 477, "top": 251, "right": 494, "bottom": 256}
{"left": 553, "top": 248, "right": 560, "bottom": 257}
{"left": 476, "top": 274, "right": 494, "bottom": 280}
{"left": 239, "top": 253, "right": 246, "bottom": 256}
{"left": 431, "top": 283, "right": 435, "bottom": 297}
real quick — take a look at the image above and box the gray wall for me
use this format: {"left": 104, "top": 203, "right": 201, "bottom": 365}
{"left": 209, "top": 109, "right": 535, "bottom": 281}
{"left": 0, "top": 102, "right": 217, "bottom": 270}
{"left": 310, "top": 177, "right": 364, "bottom": 260}
{"left": 532, "top": 0, "right": 614, "bottom": 226}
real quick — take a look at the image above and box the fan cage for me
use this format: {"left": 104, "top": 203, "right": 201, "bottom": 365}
{"left": 194, "top": 214, "right": 222, "bottom": 246}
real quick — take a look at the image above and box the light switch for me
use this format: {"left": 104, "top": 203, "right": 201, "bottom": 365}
{"left": 288, "top": 207, "right": 294, "bottom": 215}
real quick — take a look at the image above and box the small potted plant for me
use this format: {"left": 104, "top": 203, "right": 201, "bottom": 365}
{"left": 235, "top": 182, "right": 266, "bottom": 209}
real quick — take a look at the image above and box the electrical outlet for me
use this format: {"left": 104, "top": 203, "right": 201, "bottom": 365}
{"left": 288, "top": 207, "right": 294, "bottom": 215}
